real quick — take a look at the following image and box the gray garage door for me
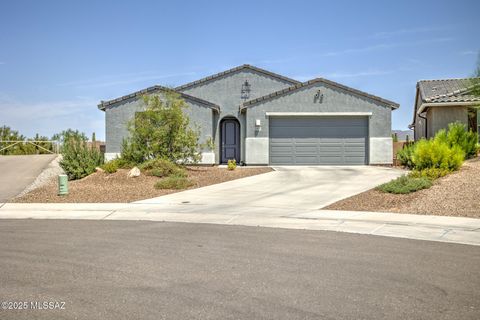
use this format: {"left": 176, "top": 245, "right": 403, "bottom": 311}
{"left": 269, "top": 116, "right": 368, "bottom": 165}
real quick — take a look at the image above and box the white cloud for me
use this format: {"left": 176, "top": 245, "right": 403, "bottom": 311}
{"left": 322, "top": 38, "right": 453, "bottom": 57}
{"left": 58, "top": 71, "right": 197, "bottom": 89}
{"left": 460, "top": 50, "right": 478, "bottom": 55}
{"left": 0, "top": 97, "right": 105, "bottom": 140}
{"left": 294, "top": 69, "right": 393, "bottom": 81}
{"left": 324, "top": 70, "right": 393, "bottom": 78}
{"left": 370, "top": 26, "right": 449, "bottom": 39}
{"left": 257, "top": 57, "right": 295, "bottom": 65}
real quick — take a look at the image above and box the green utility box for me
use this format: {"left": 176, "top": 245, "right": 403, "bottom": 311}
{"left": 58, "top": 174, "right": 68, "bottom": 196}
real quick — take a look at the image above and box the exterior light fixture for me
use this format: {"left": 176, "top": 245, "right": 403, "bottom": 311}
{"left": 255, "top": 119, "right": 261, "bottom": 132}
{"left": 241, "top": 80, "right": 251, "bottom": 100}
{"left": 314, "top": 90, "right": 324, "bottom": 103}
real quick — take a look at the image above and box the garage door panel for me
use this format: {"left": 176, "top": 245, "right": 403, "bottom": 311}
{"left": 269, "top": 116, "right": 368, "bottom": 165}
{"left": 295, "top": 156, "right": 319, "bottom": 164}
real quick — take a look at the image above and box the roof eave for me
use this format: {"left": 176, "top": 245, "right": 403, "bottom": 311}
{"left": 417, "top": 101, "right": 480, "bottom": 115}
{"left": 97, "top": 86, "right": 220, "bottom": 112}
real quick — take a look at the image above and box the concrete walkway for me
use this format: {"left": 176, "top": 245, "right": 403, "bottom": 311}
{"left": 1, "top": 203, "right": 479, "bottom": 246}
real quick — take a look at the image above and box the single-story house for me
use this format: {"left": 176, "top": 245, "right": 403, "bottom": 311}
{"left": 98, "top": 64, "right": 399, "bottom": 165}
{"left": 409, "top": 78, "right": 480, "bottom": 140}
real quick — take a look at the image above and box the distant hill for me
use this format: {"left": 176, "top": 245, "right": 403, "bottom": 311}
{"left": 392, "top": 130, "right": 413, "bottom": 141}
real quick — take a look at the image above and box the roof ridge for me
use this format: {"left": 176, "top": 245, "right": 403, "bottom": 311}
{"left": 240, "top": 78, "right": 399, "bottom": 110}
{"left": 175, "top": 64, "right": 300, "bottom": 91}
{"left": 97, "top": 85, "right": 220, "bottom": 112}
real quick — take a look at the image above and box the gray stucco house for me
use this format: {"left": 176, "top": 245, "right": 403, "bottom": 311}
{"left": 410, "top": 78, "right": 480, "bottom": 140}
{"left": 98, "top": 64, "right": 399, "bottom": 165}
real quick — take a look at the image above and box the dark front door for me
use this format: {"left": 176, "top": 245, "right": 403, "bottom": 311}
{"left": 221, "top": 119, "right": 240, "bottom": 164}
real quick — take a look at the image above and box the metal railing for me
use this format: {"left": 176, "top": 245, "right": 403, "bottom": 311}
{"left": 0, "top": 140, "right": 60, "bottom": 155}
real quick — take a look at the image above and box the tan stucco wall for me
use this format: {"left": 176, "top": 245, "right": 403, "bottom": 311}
{"left": 426, "top": 106, "right": 468, "bottom": 138}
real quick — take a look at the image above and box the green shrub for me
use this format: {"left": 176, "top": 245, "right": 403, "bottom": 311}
{"left": 140, "top": 158, "right": 186, "bottom": 177}
{"left": 444, "top": 122, "right": 478, "bottom": 158}
{"left": 114, "top": 157, "right": 135, "bottom": 169}
{"left": 409, "top": 168, "right": 451, "bottom": 179}
{"left": 396, "top": 143, "right": 415, "bottom": 169}
{"left": 376, "top": 175, "right": 432, "bottom": 194}
{"left": 411, "top": 138, "right": 464, "bottom": 171}
{"left": 60, "top": 132, "right": 104, "bottom": 180}
{"left": 227, "top": 159, "right": 237, "bottom": 170}
{"left": 102, "top": 159, "right": 119, "bottom": 174}
{"left": 154, "top": 176, "right": 193, "bottom": 189}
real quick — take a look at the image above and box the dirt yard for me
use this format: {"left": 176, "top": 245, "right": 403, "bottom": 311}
{"left": 13, "top": 166, "right": 272, "bottom": 203}
{"left": 326, "top": 158, "right": 480, "bottom": 218}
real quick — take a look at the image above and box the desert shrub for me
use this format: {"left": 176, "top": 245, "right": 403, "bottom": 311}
{"left": 140, "top": 158, "right": 186, "bottom": 177}
{"left": 154, "top": 176, "right": 193, "bottom": 189}
{"left": 396, "top": 143, "right": 415, "bottom": 169}
{"left": 113, "top": 157, "right": 135, "bottom": 169}
{"left": 409, "top": 168, "right": 451, "bottom": 180}
{"left": 60, "top": 132, "right": 103, "bottom": 180}
{"left": 411, "top": 138, "right": 464, "bottom": 171}
{"left": 227, "top": 159, "right": 237, "bottom": 170}
{"left": 376, "top": 175, "right": 432, "bottom": 194}
{"left": 121, "top": 92, "right": 201, "bottom": 164}
{"left": 102, "top": 159, "right": 119, "bottom": 174}
{"left": 444, "top": 122, "right": 478, "bottom": 158}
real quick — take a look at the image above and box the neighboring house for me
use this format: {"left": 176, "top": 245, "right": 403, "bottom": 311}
{"left": 98, "top": 64, "right": 399, "bottom": 165}
{"left": 410, "top": 78, "right": 480, "bottom": 140}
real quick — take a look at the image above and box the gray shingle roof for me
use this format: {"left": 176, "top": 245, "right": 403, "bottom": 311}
{"left": 418, "top": 78, "right": 480, "bottom": 103}
{"left": 97, "top": 85, "right": 220, "bottom": 112}
{"left": 240, "top": 78, "right": 399, "bottom": 110}
{"left": 175, "top": 64, "right": 300, "bottom": 91}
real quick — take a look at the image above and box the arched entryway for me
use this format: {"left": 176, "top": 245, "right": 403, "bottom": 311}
{"left": 220, "top": 117, "right": 240, "bottom": 164}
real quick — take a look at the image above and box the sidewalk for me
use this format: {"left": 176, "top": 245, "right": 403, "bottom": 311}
{"left": 1, "top": 202, "right": 479, "bottom": 246}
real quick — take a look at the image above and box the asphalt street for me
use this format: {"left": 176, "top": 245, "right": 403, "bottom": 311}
{"left": 0, "top": 155, "right": 56, "bottom": 202}
{"left": 0, "top": 219, "right": 479, "bottom": 319}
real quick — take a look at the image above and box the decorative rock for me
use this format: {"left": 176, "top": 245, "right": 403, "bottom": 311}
{"left": 127, "top": 166, "right": 141, "bottom": 178}
{"left": 95, "top": 167, "right": 104, "bottom": 173}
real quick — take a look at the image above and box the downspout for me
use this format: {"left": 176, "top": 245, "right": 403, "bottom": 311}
{"left": 418, "top": 111, "right": 427, "bottom": 139}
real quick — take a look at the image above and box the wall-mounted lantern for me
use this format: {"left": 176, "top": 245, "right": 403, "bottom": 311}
{"left": 241, "top": 80, "right": 251, "bottom": 100}
{"left": 314, "top": 90, "right": 324, "bottom": 103}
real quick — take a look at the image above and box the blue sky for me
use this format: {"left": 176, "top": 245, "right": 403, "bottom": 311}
{"left": 0, "top": 0, "right": 478, "bottom": 140}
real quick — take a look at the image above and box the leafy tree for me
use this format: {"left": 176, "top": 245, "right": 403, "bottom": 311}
{"left": 121, "top": 91, "right": 201, "bottom": 164}
{"left": 52, "top": 129, "right": 88, "bottom": 145}
{"left": 472, "top": 53, "right": 480, "bottom": 97}
{"left": 27, "top": 133, "right": 54, "bottom": 154}
{"left": 0, "top": 125, "right": 25, "bottom": 155}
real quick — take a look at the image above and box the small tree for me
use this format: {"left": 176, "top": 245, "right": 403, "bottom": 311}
{"left": 0, "top": 125, "right": 25, "bottom": 155}
{"left": 472, "top": 53, "right": 480, "bottom": 97}
{"left": 57, "top": 129, "right": 103, "bottom": 180}
{"left": 121, "top": 91, "right": 201, "bottom": 164}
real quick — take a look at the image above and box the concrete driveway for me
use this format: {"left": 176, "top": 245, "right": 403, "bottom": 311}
{"left": 137, "top": 166, "right": 405, "bottom": 210}
{"left": 0, "top": 155, "right": 56, "bottom": 202}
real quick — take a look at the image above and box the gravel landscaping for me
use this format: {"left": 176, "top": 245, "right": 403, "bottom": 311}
{"left": 13, "top": 166, "right": 272, "bottom": 203}
{"left": 326, "top": 157, "right": 480, "bottom": 218}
